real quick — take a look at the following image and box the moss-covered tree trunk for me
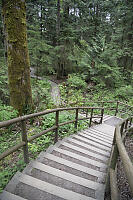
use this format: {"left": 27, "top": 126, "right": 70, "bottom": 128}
{"left": 2, "top": 0, "right": 33, "bottom": 115}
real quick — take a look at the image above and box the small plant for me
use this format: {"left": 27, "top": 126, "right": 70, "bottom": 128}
{"left": 0, "top": 104, "right": 18, "bottom": 122}
{"left": 114, "top": 85, "right": 133, "bottom": 101}
{"left": 67, "top": 74, "right": 87, "bottom": 90}
{"left": 31, "top": 79, "right": 54, "bottom": 111}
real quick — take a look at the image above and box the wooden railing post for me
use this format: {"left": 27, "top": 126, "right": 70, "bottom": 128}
{"left": 55, "top": 110, "right": 59, "bottom": 143}
{"left": 115, "top": 101, "right": 119, "bottom": 116}
{"left": 124, "top": 119, "right": 128, "bottom": 130}
{"left": 100, "top": 108, "right": 104, "bottom": 124}
{"left": 75, "top": 108, "right": 78, "bottom": 129}
{"left": 129, "top": 117, "right": 132, "bottom": 127}
{"left": 21, "top": 120, "right": 29, "bottom": 164}
{"left": 108, "top": 128, "right": 119, "bottom": 199}
{"left": 89, "top": 108, "right": 93, "bottom": 127}
{"left": 86, "top": 109, "right": 88, "bottom": 117}
{"left": 120, "top": 122, "right": 125, "bottom": 136}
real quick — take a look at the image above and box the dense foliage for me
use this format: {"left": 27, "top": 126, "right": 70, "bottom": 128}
{"left": 0, "top": 0, "right": 132, "bottom": 108}
{"left": 0, "top": 0, "right": 132, "bottom": 194}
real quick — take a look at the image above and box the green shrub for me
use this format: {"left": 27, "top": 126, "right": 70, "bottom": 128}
{"left": 0, "top": 105, "right": 18, "bottom": 122}
{"left": 31, "top": 79, "right": 54, "bottom": 111}
{"left": 91, "top": 63, "right": 123, "bottom": 88}
{"left": 114, "top": 85, "right": 133, "bottom": 101}
{"left": 0, "top": 60, "right": 9, "bottom": 104}
{"left": 67, "top": 74, "right": 87, "bottom": 90}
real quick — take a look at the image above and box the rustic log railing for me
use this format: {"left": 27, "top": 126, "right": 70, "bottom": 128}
{"left": 0, "top": 106, "right": 104, "bottom": 164}
{"left": 68, "top": 100, "right": 133, "bottom": 117}
{"left": 106, "top": 116, "right": 133, "bottom": 199}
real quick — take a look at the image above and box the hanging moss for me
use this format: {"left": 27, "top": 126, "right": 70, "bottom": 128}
{"left": 2, "top": 0, "right": 33, "bottom": 115}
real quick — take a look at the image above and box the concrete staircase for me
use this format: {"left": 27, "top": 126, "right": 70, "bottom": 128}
{"left": 0, "top": 116, "right": 121, "bottom": 200}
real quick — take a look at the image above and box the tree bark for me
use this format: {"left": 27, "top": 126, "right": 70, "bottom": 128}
{"left": 2, "top": 0, "right": 33, "bottom": 115}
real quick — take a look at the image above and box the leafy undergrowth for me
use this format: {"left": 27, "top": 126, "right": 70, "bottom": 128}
{"left": 0, "top": 73, "right": 132, "bottom": 193}
{"left": 59, "top": 74, "right": 133, "bottom": 117}
{"left": 0, "top": 111, "right": 88, "bottom": 193}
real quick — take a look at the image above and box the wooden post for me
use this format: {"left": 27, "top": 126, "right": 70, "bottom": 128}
{"left": 129, "top": 117, "right": 132, "bottom": 127}
{"left": 100, "top": 108, "right": 104, "bottom": 124}
{"left": 86, "top": 109, "right": 88, "bottom": 117}
{"left": 115, "top": 101, "right": 119, "bottom": 116}
{"left": 75, "top": 108, "right": 78, "bottom": 129}
{"left": 124, "top": 119, "right": 128, "bottom": 130}
{"left": 120, "top": 122, "right": 125, "bottom": 136}
{"left": 106, "top": 129, "right": 119, "bottom": 198}
{"left": 110, "top": 168, "right": 119, "bottom": 200}
{"left": 110, "top": 131, "right": 119, "bottom": 170}
{"left": 89, "top": 108, "right": 93, "bottom": 127}
{"left": 21, "top": 120, "right": 29, "bottom": 164}
{"left": 55, "top": 110, "right": 59, "bottom": 143}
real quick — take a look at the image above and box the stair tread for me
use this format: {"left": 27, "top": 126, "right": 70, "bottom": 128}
{"left": 52, "top": 147, "right": 107, "bottom": 168}
{"left": 88, "top": 128, "right": 113, "bottom": 139}
{"left": 73, "top": 135, "right": 111, "bottom": 151}
{"left": 65, "top": 137, "right": 110, "bottom": 157}
{"left": 93, "top": 123, "right": 115, "bottom": 135}
{"left": 80, "top": 131, "right": 112, "bottom": 146}
{"left": 59, "top": 141, "right": 108, "bottom": 161}
{"left": 82, "top": 129, "right": 113, "bottom": 141}
{"left": 0, "top": 191, "right": 27, "bottom": 200}
{"left": 1, "top": 120, "right": 117, "bottom": 200}
{"left": 6, "top": 172, "right": 96, "bottom": 200}
{"left": 78, "top": 132, "right": 112, "bottom": 148}
{"left": 38, "top": 152, "right": 106, "bottom": 181}
{"left": 23, "top": 160, "right": 105, "bottom": 199}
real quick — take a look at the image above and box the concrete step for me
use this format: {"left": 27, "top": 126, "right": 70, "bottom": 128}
{"left": 78, "top": 132, "right": 112, "bottom": 148}
{"left": 73, "top": 135, "right": 111, "bottom": 152}
{"left": 23, "top": 160, "right": 105, "bottom": 199}
{"left": 0, "top": 191, "right": 27, "bottom": 200}
{"left": 104, "top": 116, "right": 122, "bottom": 126}
{"left": 83, "top": 128, "right": 113, "bottom": 141}
{"left": 37, "top": 152, "right": 106, "bottom": 183}
{"left": 93, "top": 124, "right": 115, "bottom": 135}
{"left": 88, "top": 127, "right": 114, "bottom": 139}
{"left": 59, "top": 141, "right": 108, "bottom": 162}
{"left": 80, "top": 131, "right": 112, "bottom": 147}
{"left": 0, "top": 120, "right": 117, "bottom": 200}
{"left": 103, "top": 115, "right": 114, "bottom": 121}
{"left": 5, "top": 172, "right": 96, "bottom": 200}
{"left": 52, "top": 147, "right": 108, "bottom": 168}
{"left": 64, "top": 137, "right": 110, "bottom": 157}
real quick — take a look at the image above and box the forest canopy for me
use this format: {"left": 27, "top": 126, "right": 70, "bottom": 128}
{"left": 0, "top": 0, "right": 133, "bottom": 114}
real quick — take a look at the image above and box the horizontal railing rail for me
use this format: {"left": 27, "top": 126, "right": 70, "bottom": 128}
{"left": 65, "top": 100, "right": 132, "bottom": 117}
{"left": 106, "top": 116, "right": 133, "bottom": 199}
{"left": 0, "top": 106, "right": 104, "bottom": 163}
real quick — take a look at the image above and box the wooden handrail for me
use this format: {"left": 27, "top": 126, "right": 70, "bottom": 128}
{"left": 0, "top": 101, "right": 132, "bottom": 166}
{"left": 0, "top": 106, "right": 104, "bottom": 163}
{"left": 108, "top": 116, "right": 133, "bottom": 199}
{"left": 116, "top": 125, "right": 133, "bottom": 193}
{"left": 0, "top": 106, "right": 103, "bottom": 128}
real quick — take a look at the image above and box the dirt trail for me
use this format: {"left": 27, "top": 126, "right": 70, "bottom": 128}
{"left": 30, "top": 68, "right": 61, "bottom": 106}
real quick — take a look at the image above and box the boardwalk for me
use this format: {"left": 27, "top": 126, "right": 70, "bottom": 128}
{"left": 0, "top": 116, "right": 122, "bottom": 200}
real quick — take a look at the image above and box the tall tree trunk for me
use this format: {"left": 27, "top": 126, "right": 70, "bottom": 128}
{"left": 56, "top": 0, "right": 61, "bottom": 79}
{"left": 57, "top": 0, "right": 60, "bottom": 43}
{"left": 2, "top": 0, "right": 33, "bottom": 115}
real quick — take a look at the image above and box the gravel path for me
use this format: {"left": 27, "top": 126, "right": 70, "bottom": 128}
{"left": 30, "top": 68, "right": 61, "bottom": 106}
